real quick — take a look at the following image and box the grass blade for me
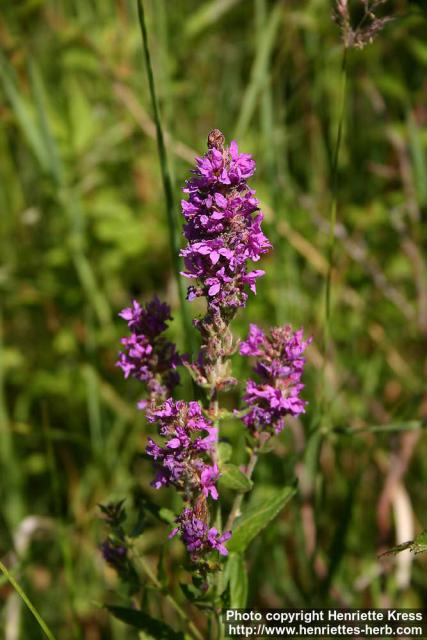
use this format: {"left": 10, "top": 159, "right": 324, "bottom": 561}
{"left": 0, "top": 52, "right": 49, "bottom": 172}
{"left": 235, "top": 2, "right": 282, "bottom": 139}
{"left": 255, "top": 0, "right": 296, "bottom": 324}
{"left": 184, "top": 0, "right": 241, "bottom": 38}
{"left": 0, "top": 560, "right": 57, "bottom": 640}
{"left": 136, "top": 0, "right": 193, "bottom": 354}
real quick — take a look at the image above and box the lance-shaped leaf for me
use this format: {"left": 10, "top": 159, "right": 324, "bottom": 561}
{"left": 227, "top": 485, "right": 297, "bottom": 553}
{"left": 106, "top": 605, "right": 184, "bottom": 639}
{"left": 218, "top": 442, "right": 232, "bottom": 465}
{"left": 219, "top": 464, "right": 253, "bottom": 493}
{"left": 380, "top": 530, "right": 427, "bottom": 557}
{"left": 228, "top": 553, "right": 248, "bottom": 608}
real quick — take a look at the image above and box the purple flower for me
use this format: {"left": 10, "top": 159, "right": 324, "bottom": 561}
{"left": 239, "top": 324, "right": 312, "bottom": 436}
{"left": 169, "top": 507, "right": 231, "bottom": 560}
{"left": 119, "top": 297, "right": 171, "bottom": 336}
{"left": 145, "top": 399, "right": 229, "bottom": 562}
{"left": 146, "top": 400, "right": 220, "bottom": 501}
{"left": 200, "top": 464, "right": 220, "bottom": 500}
{"left": 239, "top": 323, "right": 265, "bottom": 356}
{"left": 101, "top": 539, "right": 127, "bottom": 570}
{"left": 180, "top": 133, "right": 271, "bottom": 311}
{"left": 116, "top": 297, "right": 180, "bottom": 405}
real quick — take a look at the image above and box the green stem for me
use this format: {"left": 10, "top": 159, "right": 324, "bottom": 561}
{"left": 136, "top": 0, "right": 193, "bottom": 354}
{"left": 0, "top": 559, "right": 57, "bottom": 640}
{"left": 134, "top": 554, "right": 204, "bottom": 640}
{"left": 323, "top": 47, "right": 348, "bottom": 361}
{"left": 318, "top": 46, "right": 348, "bottom": 438}
{"left": 225, "top": 448, "right": 259, "bottom": 532}
{"left": 208, "top": 389, "right": 223, "bottom": 640}
{"left": 311, "top": 45, "right": 348, "bottom": 590}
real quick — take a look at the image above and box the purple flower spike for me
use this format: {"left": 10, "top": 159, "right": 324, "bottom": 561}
{"left": 240, "top": 324, "right": 312, "bottom": 436}
{"left": 169, "top": 507, "right": 231, "bottom": 561}
{"left": 146, "top": 400, "right": 220, "bottom": 502}
{"left": 116, "top": 297, "right": 180, "bottom": 406}
{"left": 180, "top": 130, "right": 271, "bottom": 311}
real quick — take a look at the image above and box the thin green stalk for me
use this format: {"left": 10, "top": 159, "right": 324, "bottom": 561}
{"left": 134, "top": 554, "right": 204, "bottom": 640}
{"left": 0, "top": 310, "right": 24, "bottom": 528}
{"left": 41, "top": 405, "right": 82, "bottom": 640}
{"left": 316, "top": 46, "right": 348, "bottom": 435}
{"left": 235, "top": 2, "right": 282, "bottom": 140}
{"left": 136, "top": 0, "right": 193, "bottom": 354}
{"left": 255, "top": 0, "right": 295, "bottom": 325}
{"left": 324, "top": 47, "right": 348, "bottom": 360}
{"left": 297, "top": 46, "right": 349, "bottom": 594}
{"left": 225, "top": 448, "right": 259, "bottom": 532}
{"left": 208, "top": 391, "right": 224, "bottom": 640}
{"left": 0, "top": 559, "right": 57, "bottom": 640}
{"left": 308, "top": 46, "right": 348, "bottom": 593}
{"left": 29, "top": 58, "right": 112, "bottom": 329}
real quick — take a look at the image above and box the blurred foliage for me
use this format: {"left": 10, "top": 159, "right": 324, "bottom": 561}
{"left": 1, "top": 0, "right": 427, "bottom": 637}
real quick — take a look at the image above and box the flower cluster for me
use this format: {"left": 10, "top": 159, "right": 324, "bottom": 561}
{"left": 180, "top": 130, "right": 271, "bottom": 311}
{"left": 110, "top": 132, "right": 311, "bottom": 581}
{"left": 99, "top": 500, "right": 138, "bottom": 588}
{"left": 146, "top": 400, "right": 219, "bottom": 500}
{"left": 240, "top": 324, "right": 311, "bottom": 437}
{"left": 116, "top": 297, "right": 180, "bottom": 407}
{"left": 169, "top": 506, "right": 231, "bottom": 562}
{"left": 146, "top": 399, "right": 231, "bottom": 561}
{"left": 101, "top": 538, "right": 128, "bottom": 571}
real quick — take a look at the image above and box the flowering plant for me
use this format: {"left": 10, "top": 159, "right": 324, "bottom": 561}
{"left": 102, "top": 131, "right": 311, "bottom": 638}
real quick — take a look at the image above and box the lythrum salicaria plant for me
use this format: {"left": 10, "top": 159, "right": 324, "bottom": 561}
{"left": 101, "top": 131, "right": 311, "bottom": 639}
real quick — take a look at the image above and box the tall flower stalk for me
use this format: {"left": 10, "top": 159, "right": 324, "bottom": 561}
{"left": 180, "top": 130, "right": 271, "bottom": 403}
{"left": 324, "top": 0, "right": 394, "bottom": 390}
{"left": 104, "top": 131, "right": 310, "bottom": 638}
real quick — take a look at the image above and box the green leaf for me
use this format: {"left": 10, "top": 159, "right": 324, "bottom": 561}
{"left": 349, "top": 420, "right": 425, "bottom": 434}
{"left": 158, "top": 508, "right": 176, "bottom": 524}
{"left": 129, "top": 507, "right": 145, "bottom": 538}
{"left": 412, "top": 531, "right": 427, "bottom": 553}
{"left": 184, "top": 0, "right": 241, "bottom": 38}
{"left": 407, "top": 111, "right": 427, "bottom": 206}
{"left": 157, "top": 548, "right": 168, "bottom": 588}
{"left": 235, "top": 2, "right": 283, "bottom": 138}
{"left": 0, "top": 53, "right": 49, "bottom": 172}
{"left": 220, "top": 582, "right": 231, "bottom": 610}
{"left": 218, "top": 442, "right": 232, "bottom": 465}
{"left": 180, "top": 582, "right": 205, "bottom": 603}
{"left": 0, "top": 559, "right": 57, "bottom": 640}
{"left": 364, "top": 420, "right": 427, "bottom": 433}
{"left": 28, "top": 61, "right": 64, "bottom": 187}
{"left": 135, "top": 496, "right": 175, "bottom": 525}
{"left": 219, "top": 464, "right": 253, "bottom": 493}
{"left": 106, "top": 605, "right": 184, "bottom": 639}
{"left": 228, "top": 553, "right": 248, "bottom": 608}
{"left": 381, "top": 530, "right": 427, "bottom": 557}
{"left": 227, "top": 485, "right": 297, "bottom": 553}
{"left": 66, "top": 77, "right": 100, "bottom": 154}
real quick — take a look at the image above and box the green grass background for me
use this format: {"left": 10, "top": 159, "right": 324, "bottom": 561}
{"left": 1, "top": 0, "right": 427, "bottom": 637}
